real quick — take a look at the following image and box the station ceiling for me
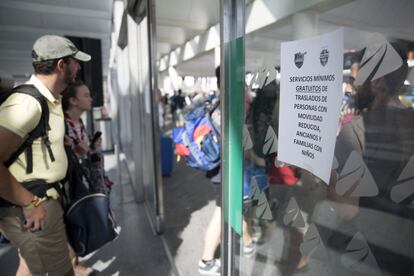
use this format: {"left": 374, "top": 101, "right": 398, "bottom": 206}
{"left": 0, "top": 0, "right": 413, "bottom": 79}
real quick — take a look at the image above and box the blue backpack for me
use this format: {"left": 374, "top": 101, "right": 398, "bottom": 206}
{"left": 172, "top": 106, "right": 220, "bottom": 171}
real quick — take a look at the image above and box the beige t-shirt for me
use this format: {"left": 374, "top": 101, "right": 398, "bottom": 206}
{"left": 0, "top": 75, "right": 68, "bottom": 183}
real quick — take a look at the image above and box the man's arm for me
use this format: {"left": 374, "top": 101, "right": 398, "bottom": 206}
{"left": 0, "top": 126, "right": 46, "bottom": 230}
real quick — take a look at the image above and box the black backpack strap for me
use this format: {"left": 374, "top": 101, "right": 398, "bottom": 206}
{"left": 3, "top": 84, "right": 55, "bottom": 173}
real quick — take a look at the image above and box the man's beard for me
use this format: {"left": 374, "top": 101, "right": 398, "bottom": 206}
{"left": 64, "top": 67, "right": 76, "bottom": 85}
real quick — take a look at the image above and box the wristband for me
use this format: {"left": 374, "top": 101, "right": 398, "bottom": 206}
{"left": 23, "top": 195, "right": 42, "bottom": 209}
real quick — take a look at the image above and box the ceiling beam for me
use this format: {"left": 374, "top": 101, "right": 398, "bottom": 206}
{"left": 158, "top": 25, "right": 220, "bottom": 71}
{"left": 0, "top": 49, "right": 30, "bottom": 58}
{"left": 245, "top": 0, "right": 354, "bottom": 34}
{"left": 157, "top": 42, "right": 172, "bottom": 54}
{"left": 0, "top": 0, "right": 111, "bottom": 20}
{"left": 0, "top": 25, "right": 110, "bottom": 40}
{"left": 0, "top": 40, "right": 33, "bottom": 52}
{"left": 157, "top": 18, "right": 209, "bottom": 31}
{"left": 157, "top": 35, "right": 186, "bottom": 45}
{"left": 157, "top": 0, "right": 354, "bottom": 72}
{"left": 320, "top": 14, "right": 414, "bottom": 43}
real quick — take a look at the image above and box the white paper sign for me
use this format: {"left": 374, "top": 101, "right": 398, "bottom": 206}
{"left": 278, "top": 29, "right": 344, "bottom": 183}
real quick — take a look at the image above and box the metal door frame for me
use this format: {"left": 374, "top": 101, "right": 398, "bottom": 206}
{"left": 220, "top": 0, "right": 245, "bottom": 274}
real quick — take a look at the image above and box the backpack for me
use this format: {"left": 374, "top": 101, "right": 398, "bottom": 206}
{"left": 0, "top": 84, "right": 55, "bottom": 173}
{"left": 0, "top": 84, "right": 55, "bottom": 207}
{"left": 172, "top": 105, "right": 220, "bottom": 171}
{"left": 0, "top": 84, "right": 54, "bottom": 243}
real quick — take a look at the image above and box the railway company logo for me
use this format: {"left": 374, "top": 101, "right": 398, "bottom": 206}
{"left": 294, "top": 52, "right": 306, "bottom": 68}
{"left": 320, "top": 48, "right": 329, "bottom": 66}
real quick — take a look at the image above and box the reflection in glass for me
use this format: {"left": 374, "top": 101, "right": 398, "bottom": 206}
{"left": 242, "top": 28, "right": 414, "bottom": 276}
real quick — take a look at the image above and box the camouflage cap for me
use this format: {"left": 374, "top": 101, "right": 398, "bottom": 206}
{"left": 32, "top": 35, "right": 91, "bottom": 62}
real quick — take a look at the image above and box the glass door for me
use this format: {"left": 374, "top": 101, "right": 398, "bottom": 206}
{"left": 122, "top": 0, "right": 163, "bottom": 233}
{"left": 223, "top": 0, "right": 414, "bottom": 275}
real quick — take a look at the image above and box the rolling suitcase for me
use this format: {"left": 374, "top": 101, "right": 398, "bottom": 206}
{"left": 161, "top": 135, "right": 173, "bottom": 176}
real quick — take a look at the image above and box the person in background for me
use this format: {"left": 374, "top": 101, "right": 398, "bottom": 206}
{"left": 0, "top": 34, "right": 91, "bottom": 276}
{"left": 172, "top": 89, "right": 186, "bottom": 126}
{"left": 62, "top": 80, "right": 113, "bottom": 195}
{"left": 62, "top": 80, "right": 95, "bottom": 157}
{"left": 157, "top": 89, "right": 165, "bottom": 130}
{"left": 62, "top": 80, "right": 114, "bottom": 276}
{"left": 198, "top": 67, "right": 222, "bottom": 275}
{"left": 198, "top": 67, "right": 257, "bottom": 275}
{"left": 339, "top": 53, "right": 363, "bottom": 132}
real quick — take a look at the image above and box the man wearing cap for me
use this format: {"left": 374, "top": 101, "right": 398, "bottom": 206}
{"left": 0, "top": 35, "right": 90, "bottom": 276}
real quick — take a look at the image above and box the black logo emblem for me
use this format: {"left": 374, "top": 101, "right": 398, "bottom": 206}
{"left": 320, "top": 49, "right": 329, "bottom": 66}
{"left": 294, "top": 52, "right": 306, "bottom": 69}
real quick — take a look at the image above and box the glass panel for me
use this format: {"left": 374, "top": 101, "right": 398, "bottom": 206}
{"left": 241, "top": 1, "right": 414, "bottom": 275}
{"left": 138, "top": 14, "right": 162, "bottom": 231}
{"left": 120, "top": 7, "right": 160, "bottom": 231}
